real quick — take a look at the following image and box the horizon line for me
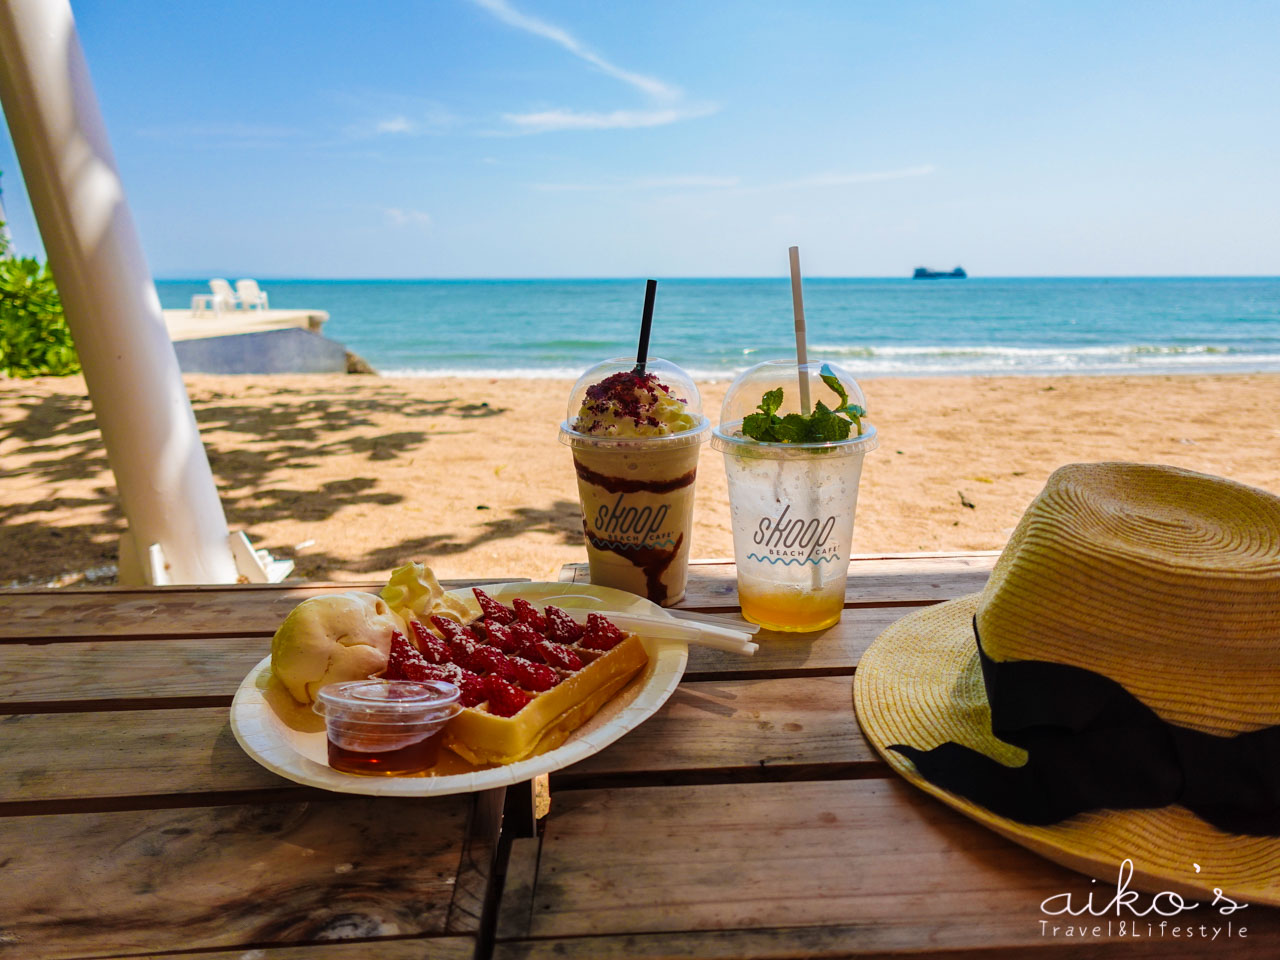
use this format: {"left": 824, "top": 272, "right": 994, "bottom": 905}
{"left": 152, "top": 273, "right": 1280, "bottom": 283}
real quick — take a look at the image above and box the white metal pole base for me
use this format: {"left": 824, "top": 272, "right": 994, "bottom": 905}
{"left": 228, "top": 531, "right": 296, "bottom": 583}
{"left": 119, "top": 529, "right": 295, "bottom": 586}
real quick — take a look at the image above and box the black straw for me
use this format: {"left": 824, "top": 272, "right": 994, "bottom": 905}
{"left": 634, "top": 279, "right": 657, "bottom": 374}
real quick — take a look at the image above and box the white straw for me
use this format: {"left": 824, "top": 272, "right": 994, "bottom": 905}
{"left": 788, "top": 246, "right": 811, "bottom": 414}
{"left": 670, "top": 609, "right": 762, "bottom": 635}
{"left": 788, "top": 245, "right": 822, "bottom": 590}
{"left": 560, "top": 609, "right": 758, "bottom": 656}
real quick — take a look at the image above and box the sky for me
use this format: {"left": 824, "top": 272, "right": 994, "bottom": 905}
{"left": 1, "top": 0, "right": 1278, "bottom": 278}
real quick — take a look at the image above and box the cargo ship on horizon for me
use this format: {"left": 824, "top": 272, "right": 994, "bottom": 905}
{"left": 913, "top": 266, "right": 967, "bottom": 279}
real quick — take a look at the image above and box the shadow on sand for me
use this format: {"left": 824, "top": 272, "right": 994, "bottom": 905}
{"left": 0, "top": 385, "right": 579, "bottom": 586}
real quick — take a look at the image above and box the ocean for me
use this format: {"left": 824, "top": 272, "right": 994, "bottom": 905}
{"left": 155, "top": 277, "right": 1280, "bottom": 380}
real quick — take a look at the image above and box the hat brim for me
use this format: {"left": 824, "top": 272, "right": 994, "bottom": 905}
{"left": 854, "top": 594, "right": 1280, "bottom": 907}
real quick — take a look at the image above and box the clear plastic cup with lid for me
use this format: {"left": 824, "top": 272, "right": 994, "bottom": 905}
{"left": 558, "top": 357, "right": 711, "bottom": 606}
{"left": 711, "top": 360, "right": 878, "bottom": 632}
{"left": 313, "top": 679, "right": 461, "bottom": 776}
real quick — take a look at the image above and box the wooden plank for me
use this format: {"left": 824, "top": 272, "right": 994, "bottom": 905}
{"left": 495, "top": 837, "right": 543, "bottom": 943}
{"left": 560, "top": 551, "right": 1003, "bottom": 583}
{"left": 0, "top": 796, "right": 473, "bottom": 958}
{"left": 2, "top": 678, "right": 876, "bottom": 805}
{"left": 494, "top": 777, "right": 1278, "bottom": 951}
{"left": 0, "top": 636, "right": 271, "bottom": 709}
{"left": 0, "top": 580, "right": 385, "bottom": 597}
{"left": 683, "top": 604, "right": 927, "bottom": 677}
{"left": 116, "top": 940, "right": 475, "bottom": 960}
{"left": 676, "top": 555, "right": 995, "bottom": 609}
{"left": 448, "top": 787, "right": 506, "bottom": 935}
{"left": 0, "top": 602, "right": 939, "bottom": 711}
{"left": 0, "top": 708, "right": 288, "bottom": 804}
{"left": 557, "top": 676, "right": 877, "bottom": 786}
{"left": 560, "top": 554, "right": 996, "bottom": 609}
{"left": 0, "top": 577, "right": 523, "bottom": 641}
{"left": 493, "top": 929, "right": 1264, "bottom": 959}
{"left": 0, "top": 585, "right": 350, "bottom": 641}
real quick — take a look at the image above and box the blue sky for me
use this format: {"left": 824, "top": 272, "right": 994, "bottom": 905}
{"left": 1, "top": 0, "right": 1277, "bottom": 278}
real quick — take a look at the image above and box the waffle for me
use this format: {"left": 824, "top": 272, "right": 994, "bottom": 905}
{"left": 385, "top": 589, "right": 649, "bottom": 766}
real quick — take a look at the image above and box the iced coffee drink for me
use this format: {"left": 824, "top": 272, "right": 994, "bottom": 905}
{"left": 560, "top": 358, "right": 709, "bottom": 606}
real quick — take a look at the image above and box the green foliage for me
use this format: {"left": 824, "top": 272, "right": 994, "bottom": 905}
{"left": 741, "top": 387, "right": 784, "bottom": 440}
{"left": 0, "top": 224, "right": 79, "bottom": 377}
{"left": 820, "top": 363, "right": 865, "bottom": 434}
{"left": 739, "top": 364, "right": 866, "bottom": 444}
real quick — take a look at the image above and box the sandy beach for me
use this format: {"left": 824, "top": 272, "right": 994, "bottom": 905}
{"left": 4, "top": 372, "right": 1280, "bottom": 587}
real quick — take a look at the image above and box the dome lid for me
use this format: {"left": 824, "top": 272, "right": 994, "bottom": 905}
{"left": 712, "top": 359, "right": 877, "bottom": 457}
{"left": 559, "top": 357, "right": 709, "bottom": 447}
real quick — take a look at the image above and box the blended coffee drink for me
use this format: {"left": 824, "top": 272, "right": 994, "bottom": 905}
{"left": 559, "top": 358, "right": 710, "bottom": 606}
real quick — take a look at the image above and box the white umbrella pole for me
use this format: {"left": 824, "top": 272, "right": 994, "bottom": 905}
{"left": 0, "top": 0, "right": 244, "bottom": 585}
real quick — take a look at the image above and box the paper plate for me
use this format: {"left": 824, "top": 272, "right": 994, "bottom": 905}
{"left": 230, "top": 581, "right": 688, "bottom": 796}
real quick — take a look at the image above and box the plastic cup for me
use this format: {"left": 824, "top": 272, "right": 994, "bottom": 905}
{"left": 313, "top": 679, "right": 461, "bottom": 776}
{"left": 559, "top": 357, "right": 710, "bottom": 606}
{"left": 712, "top": 360, "right": 878, "bottom": 632}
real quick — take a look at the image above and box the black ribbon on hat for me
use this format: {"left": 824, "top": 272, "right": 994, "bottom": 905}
{"left": 889, "top": 618, "right": 1280, "bottom": 836}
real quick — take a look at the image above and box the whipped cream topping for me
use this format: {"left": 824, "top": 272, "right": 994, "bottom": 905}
{"left": 571, "top": 371, "right": 697, "bottom": 437}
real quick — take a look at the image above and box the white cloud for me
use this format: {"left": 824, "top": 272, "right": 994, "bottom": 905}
{"left": 343, "top": 100, "right": 460, "bottom": 140}
{"left": 469, "top": 0, "right": 679, "bottom": 100}
{"left": 503, "top": 103, "right": 716, "bottom": 134}
{"left": 469, "top": 0, "right": 713, "bottom": 135}
{"left": 385, "top": 207, "right": 432, "bottom": 227}
{"left": 375, "top": 116, "right": 415, "bottom": 134}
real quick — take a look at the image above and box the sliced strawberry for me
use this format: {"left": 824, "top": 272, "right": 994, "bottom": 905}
{"left": 384, "top": 631, "right": 428, "bottom": 680}
{"left": 579, "top": 612, "right": 627, "bottom": 651}
{"left": 409, "top": 619, "right": 453, "bottom": 664}
{"left": 457, "top": 671, "right": 488, "bottom": 707}
{"left": 431, "top": 661, "right": 472, "bottom": 685}
{"left": 470, "top": 646, "right": 520, "bottom": 682}
{"left": 430, "top": 614, "right": 462, "bottom": 638}
{"left": 482, "top": 620, "right": 522, "bottom": 654}
{"left": 473, "top": 587, "right": 516, "bottom": 624}
{"left": 430, "top": 615, "right": 478, "bottom": 643}
{"left": 537, "top": 639, "right": 584, "bottom": 671}
{"left": 512, "top": 597, "right": 548, "bottom": 632}
{"left": 511, "top": 658, "right": 560, "bottom": 692}
{"left": 545, "top": 605, "right": 585, "bottom": 643}
{"left": 412, "top": 661, "right": 466, "bottom": 686}
{"left": 484, "top": 676, "right": 531, "bottom": 717}
{"left": 448, "top": 635, "right": 483, "bottom": 672}
{"left": 442, "top": 662, "right": 480, "bottom": 686}
{"left": 508, "top": 622, "right": 546, "bottom": 661}
{"left": 384, "top": 633, "right": 472, "bottom": 689}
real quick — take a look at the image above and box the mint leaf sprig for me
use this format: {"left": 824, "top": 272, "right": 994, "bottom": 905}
{"left": 819, "top": 365, "right": 865, "bottom": 434}
{"left": 740, "top": 364, "right": 865, "bottom": 443}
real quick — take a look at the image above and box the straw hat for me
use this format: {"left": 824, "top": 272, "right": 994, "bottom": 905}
{"left": 854, "top": 462, "right": 1280, "bottom": 906}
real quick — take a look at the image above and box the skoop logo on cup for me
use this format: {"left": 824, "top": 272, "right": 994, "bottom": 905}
{"left": 1038, "top": 859, "right": 1249, "bottom": 941}
{"left": 593, "top": 494, "right": 676, "bottom": 548}
{"left": 748, "top": 505, "right": 839, "bottom": 565}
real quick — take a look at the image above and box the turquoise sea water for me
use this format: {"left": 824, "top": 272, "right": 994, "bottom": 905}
{"left": 156, "top": 277, "right": 1280, "bottom": 380}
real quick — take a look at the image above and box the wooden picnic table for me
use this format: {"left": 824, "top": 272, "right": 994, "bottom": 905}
{"left": 2, "top": 554, "right": 1273, "bottom": 959}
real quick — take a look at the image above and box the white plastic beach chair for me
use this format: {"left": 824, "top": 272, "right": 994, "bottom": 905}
{"left": 191, "top": 278, "right": 240, "bottom": 316}
{"left": 235, "top": 278, "right": 269, "bottom": 310}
